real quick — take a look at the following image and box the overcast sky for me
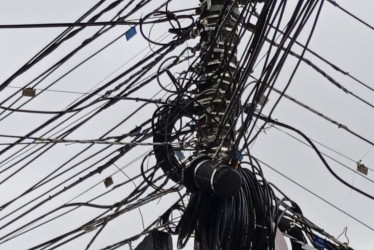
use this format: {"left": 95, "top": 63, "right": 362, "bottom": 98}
{"left": 0, "top": 0, "right": 373, "bottom": 249}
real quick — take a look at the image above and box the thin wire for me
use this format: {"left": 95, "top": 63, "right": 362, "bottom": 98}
{"left": 269, "top": 85, "right": 374, "bottom": 147}
{"left": 326, "top": 0, "right": 374, "bottom": 31}
{"left": 0, "top": 20, "right": 137, "bottom": 29}
{"left": 273, "top": 126, "right": 374, "bottom": 179}
{"left": 260, "top": 115, "right": 374, "bottom": 200}
{"left": 253, "top": 156, "right": 374, "bottom": 232}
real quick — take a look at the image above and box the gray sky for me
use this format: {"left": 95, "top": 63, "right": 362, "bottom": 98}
{"left": 0, "top": 0, "right": 373, "bottom": 249}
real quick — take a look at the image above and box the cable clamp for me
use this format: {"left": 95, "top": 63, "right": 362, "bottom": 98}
{"left": 338, "top": 124, "right": 348, "bottom": 130}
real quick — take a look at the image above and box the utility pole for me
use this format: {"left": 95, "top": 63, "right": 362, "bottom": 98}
{"left": 180, "top": 0, "right": 244, "bottom": 197}
{"left": 195, "top": 0, "right": 239, "bottom": 162}
{"left": 150, "top": 1, "right": 357, "bottom": 249}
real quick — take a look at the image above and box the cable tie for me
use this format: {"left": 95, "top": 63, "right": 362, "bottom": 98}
{"left": 338, "top": 124, "right": 348, "bottom": 130}
{"left": 83, "top": 223, "right": 97, "bottom": 233}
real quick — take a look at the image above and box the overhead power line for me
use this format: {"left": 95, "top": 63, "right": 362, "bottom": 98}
{"left": 0, "top": 0, "right": 372, "bottom": 249}
{"left": 264, "top": 22, "right": 374, "bottom": 93}
{"left": 254, "top": 156, "right": 374, "bottom": 232}
{"left": 0, "top": 20, "right": 136, "bottom": 29}
{"left": 270, "top": 86, "right": 374, "bottom": 147}
{"left": 272, "top": 126, "right": 374, "bottom": 182}
{"left": 259, "top": 115, "right": 374, "bottom": 200}
{"left": 326, "top": 0, "right": 374, "bottom": 31}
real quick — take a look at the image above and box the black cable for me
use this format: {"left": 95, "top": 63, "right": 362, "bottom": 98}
{"left": 273, "top": 126, "right": 374, "bottom": 184}
{"left": 0, "top": 165, "right": 156, "bottom": 245}
{"left": 2, "top": 0, "right": 370, "bottom": 249}
{"left": 253, "top": 156, "right": 374, "bottom": 232}
{"left": 244, "top": 0, "right": 323, "bottom": 150}
{"left": 259, "top": 115, "right": 374, "bottom": 200}
{"left": 0, "top": 20, "right": 138, "bottom": 29}
{"left": 269, "top": 85, "right": 374, "bottom": 147}
{"left": 0, "top": 87, "right": 161, "bottom": 215}
{"left": 0, "top": 27, "right": 129, "bottom": 123}
{"left": 0, "top": 0, "right": 119, "bottom": 93}
{"left": 27, "top": 187, "right": 179, "bottom": 250}
{"left": 264, "top": 22, "right": 374, "bottom": 93}
{"left": 229, "top": 0, "right": 322, "bottom": 163}
{"left": 326, "top": 0, "right": 374, "bottom": 31}
{"left": 261, "top": 32, "right": 374, "bottom": 110}
{"left": 0, "top": 43, "right": 169, "bottom": 157}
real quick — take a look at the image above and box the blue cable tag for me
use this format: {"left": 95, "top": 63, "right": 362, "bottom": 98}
{"left": 313, "top": 236, "right": 326, "bottom": 250}
{"left": 175, "top": 151, "right": 185, "bottom": 160}
{"left": 135, "top": 127, "right": 141, "bottom": 135}
{"left": 235, "top": 150, "right": 243, "bottom": 161}
{"left": 125, "top": 26, "right": 137, "bottom": 41}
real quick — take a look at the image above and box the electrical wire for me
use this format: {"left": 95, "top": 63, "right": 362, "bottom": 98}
{"left": 0, "top": 0, "right": 372, "bottom": 249}
{"left": 258, "top": 115, "right": 374, "bottom": 200}
{"left": 253, "top": 156, "right": 374, "bottom": 232}
{"left": 326, "top": 0, "right": 374, "bottom": 31}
